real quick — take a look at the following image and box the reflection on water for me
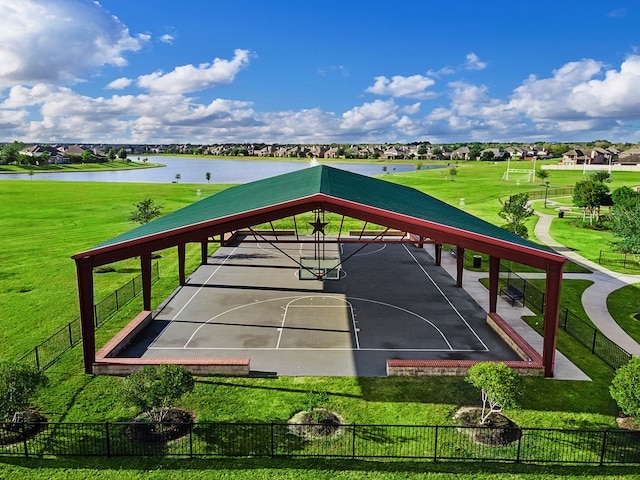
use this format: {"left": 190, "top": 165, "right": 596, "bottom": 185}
{"left": 0, "top": 157, "right": 441, "bottom": 184}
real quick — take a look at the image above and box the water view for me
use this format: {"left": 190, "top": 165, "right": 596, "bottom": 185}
{"left": 0, "top": 157, "right": 434, "bottom": 184}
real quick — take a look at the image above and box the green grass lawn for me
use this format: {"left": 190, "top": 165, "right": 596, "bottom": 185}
{"left": 607, "top": 283, "right": 640, "bottom": 344}
{"left": 2, "top": 162, "right": 640, "bottom": 477}
{"left": 0, "top": 160, "right": 163, "bottom": 174}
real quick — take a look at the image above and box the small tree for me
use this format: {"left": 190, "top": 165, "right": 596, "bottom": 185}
{"left": 129, "top": 198, "right": 163, "bottom": 224}
{"left": 499, "top": 192, "right": 533, "bottom": 238}
{"left": 205, "top": 172, "right": 211, "bottom": 183}
{"left": 117, "top": 148, "right": 127, "bottom": 160}
{"left": 175, "top": 173, "right": 181, "bottom": 183}
{"left": 449, "top": 166, "right": 458, "bottom": 181}
{"left": 536, "top": 168, "right": 550, "bottom": 184}
{"left": 0, "top": 362, "right": 48, "bottom": 422}
{"left": 120, "top": 364, "right": 195, "bottom": 422}
{"left": 573, "top": 178, "right": 610, "bottom": 223}
{"left": 466, "top": 362, "right": 520, "bottom": 425}
{"left": 610, "top": 357, "right": 640, "bottom": 425}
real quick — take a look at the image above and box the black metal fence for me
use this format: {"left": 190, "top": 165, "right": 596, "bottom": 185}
{"left": 528, "top": 186, "right": 574, "bottom": 201}
{"left": 599, "top": 251, "right": 640, "bottom": 271}
{"left": 18, "top": 263, "right": 159, "bottom": 371}
{"left": 1, "top": 420, "right": 639, "bottom": 464}
{"left": 499, "top": 267, "right": 632, "bottom": 370}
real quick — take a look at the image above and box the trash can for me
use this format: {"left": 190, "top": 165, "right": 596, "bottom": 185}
{"left": 472, "top": 255, "right": 482, "bottom": 268}
{"left": 558, "top": 211, "right": 564, "bottom": 218}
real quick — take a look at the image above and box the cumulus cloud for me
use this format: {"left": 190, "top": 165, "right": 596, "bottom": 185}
{"left": 137, "top": 49, "right": 252, "bottom": 94}
{"left": 568, "top": 55, "right": 640, "bottom": 117}
{"left": 365, "top": 74, "right": 436, "bottom": 100}
{"left": 340, "top": 99, "right": 400, "bottom": 132}
{"left": 465, "top": 53, "right": 487, "bottom": 71}
{"left": 0, "top": 0, "right": 148, "bottom": 88}
{"left": 107, "top": 77, "right": 133, "bottom": 90}
{"left": 159, "top": 34, "right": 175, "bottom": 44}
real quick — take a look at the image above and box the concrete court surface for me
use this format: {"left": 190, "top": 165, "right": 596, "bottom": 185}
{"left": 124, "top": 236, "right": 520, "bottom": 376}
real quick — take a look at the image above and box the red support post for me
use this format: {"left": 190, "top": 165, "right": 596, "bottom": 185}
{"left": 75, "top": 257, "right": 95, "bottom": 374}
{"left": 178, "top": 243, "right": 186, "bottom": 286}
{"left": 456, "top": 247, "right": 465, "bottom": 287}
{"left": 543, "top": 261, "right": 565, "bottom": 377}
{"left": 201, "top": 240, "right": 209, "bottom": 265}
{"left": 489, "top": 256, "right": 500, "bottom": 313}
{"left": 434, "top": 243, "right": 442, "bottom": 266}
{"left": 141, "top": 252, "right": 152, "bottom": 311}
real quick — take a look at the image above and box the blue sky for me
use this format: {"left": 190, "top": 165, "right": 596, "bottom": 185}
{"left": 1, "top": 0, "right": 639, "bottom": 145}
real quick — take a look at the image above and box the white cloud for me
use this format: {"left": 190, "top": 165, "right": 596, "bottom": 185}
{"left": 507, "top": 60, "right": 601, "bottom": 122}
{"left": 365, "top": 75, "right": 436, "bottom": 99}
{"left": 0, "top": 0, "right": 147, "bottom": 88}
{"left": 137, "top": 49, "right": 252, "bottom": 94}
{"left": 568, "top": 55, "right": 640, "bottom": 117}
{"left": 159, "top": 34, "right": 175, "bottom": 44}
{"left": 107, "top": 77, "right": 133, "bottom": 90}
{"left": 340, "top": 99, "right": 399, "bottom": 132}
{"left": 465, "top": 53, "right": 487, "bottom": 71}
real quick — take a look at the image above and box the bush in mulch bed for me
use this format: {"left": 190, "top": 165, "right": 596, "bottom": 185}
{"left": 455, "top": 407, "right": 522, "bottom": 447}
{"left": 0, "top": 410, "right": 47, "bottom": 445}
{"left": 127, "top": 408, "right": 194, "bottom": 444}
{"left": 288, "top": 408, "right": 345, "bottom": 441}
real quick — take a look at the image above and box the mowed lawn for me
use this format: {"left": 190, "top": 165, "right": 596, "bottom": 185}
{"left": 2, "top": 163, "right": 640, "bottom": 479}
{"left": 0, "top": 180, "right": 227, "bottom": 359}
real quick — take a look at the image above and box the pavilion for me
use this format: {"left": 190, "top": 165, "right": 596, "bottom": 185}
{"left": 72, "top": 165, "right": 566, "bottom": 376}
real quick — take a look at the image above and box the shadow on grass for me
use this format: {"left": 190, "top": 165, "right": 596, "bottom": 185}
{"left": 1, "top": 456, "right": 640, "bottom": 477}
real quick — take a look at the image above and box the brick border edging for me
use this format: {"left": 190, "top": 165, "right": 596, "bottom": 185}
{"left": 387, "top": 312, "right": 543, "bottom": 377}
{"left": 93, "top": 311, "right": 250, "bottom": 376}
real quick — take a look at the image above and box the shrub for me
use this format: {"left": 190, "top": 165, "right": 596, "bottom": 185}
{"left": 0, "top": 362, "right": 48, "bottom": 422}
{"left": 610, "top": 357, "right": 640, "bottom": 425}
{"left": 466, "top": 362, "right": 520, "bottom": 424}
{"left": 120, "top": 364, "right": 195, "bottom": 422}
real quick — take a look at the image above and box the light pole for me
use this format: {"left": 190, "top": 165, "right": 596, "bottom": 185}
{"left": 544, "top": 181, "right": 550, "bottom": 209}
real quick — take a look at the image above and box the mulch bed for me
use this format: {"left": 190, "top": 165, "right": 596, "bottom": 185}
{"left": 127, "top": 408, "right": 194, "bottom": 444}
{"left": 455, "top": 407, "right": 522, "bottom": 447}
{"left": 0, "top": 410, "right": 47, "bottom": 445}
{"left": 288, "top": 408, "right": 345, "bottom": 441}
{"left": 616, "top": 413, "right": 640, "bottom": 431}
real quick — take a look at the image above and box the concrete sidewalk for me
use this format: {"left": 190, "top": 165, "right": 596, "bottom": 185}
{"left": 425, "top": 245, "right": 590, "bottom": 381}
{"left": 534, "top": 212, "right": 640, "bottom": 356}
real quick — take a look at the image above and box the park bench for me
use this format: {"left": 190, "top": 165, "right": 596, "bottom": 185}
{"left": 500, "top": 284, "right": 524, "bottom": 307}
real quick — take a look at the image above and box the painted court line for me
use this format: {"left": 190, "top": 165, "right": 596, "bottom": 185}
{"left": 402, "top": 244, "right": 489, "bottom": 351}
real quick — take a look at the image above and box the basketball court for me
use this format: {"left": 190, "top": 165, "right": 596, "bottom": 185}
{"left": 121, "top": 235, "right": 520, "bottom": 376}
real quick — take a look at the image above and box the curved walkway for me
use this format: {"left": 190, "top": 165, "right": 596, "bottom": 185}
{"left": 534, "top": 212, "right": 640, "bottom": 356}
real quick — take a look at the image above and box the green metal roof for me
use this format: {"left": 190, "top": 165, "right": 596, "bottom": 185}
{"left": 78, "top": 165, "right": 563, "bottom": 263}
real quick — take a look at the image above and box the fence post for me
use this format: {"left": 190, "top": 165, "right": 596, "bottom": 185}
{"left": 189, "top": 422, "right": 194, "bottom": 459}
{"left": 68, "top": 322, "right": 74, "bottom": 347}
{"left": 352, "top": 424, "right": 356, "bottom": 459}
{"left": 21, "top": 421, "right": 28, "bottom": 458}
{"left": 270, "top": 422, "right": 274, "bottom": 457}
{"left": 433, "top": 425, "right": 438, "bottom": 461}
{"left": 115, "top": 289, "right": 120, "bottom": 310}
{"left": 592, "top": 330, "right": 598, "bottom": 353}
{"left": 516, "top": 428, "right": 522, "bottom": 463}
{"left": 563, "top": 308, "right": 569, "bottom": 330}
{"left": 599, "top": 430, "right": 609, "bottom": 466}
{"left": 34, "top": 346, "right": 40, "bottom": 371}
{"left": 105, "top": 422, "right": 111, "bottom": 458}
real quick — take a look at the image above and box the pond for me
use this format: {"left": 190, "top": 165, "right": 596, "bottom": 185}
{"left": 0, "top": 157, "right": 440, "bottom": 184}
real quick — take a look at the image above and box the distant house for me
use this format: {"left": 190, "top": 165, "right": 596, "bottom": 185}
{"left": 451, "top": 146, "right": 470, "bottom": 160}
{"left": 479, "top": 148, "right": 506, "bottom": 160}
{"left": 506, "top": 146, "right": 526, "bottom": 158}
{"left": 561, "top": 148, "right": 612, "bottom": 166}
{"left": 19, "top": 145, "right": 68, "bottom": 164}
{"left": 618, "top": 146, "right": 640, "bottom": 164}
